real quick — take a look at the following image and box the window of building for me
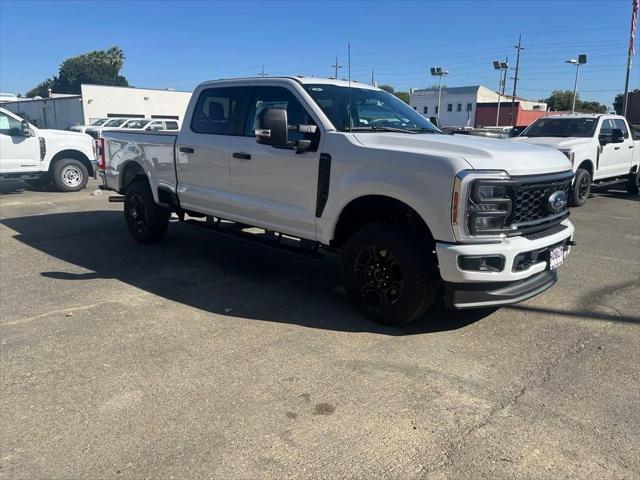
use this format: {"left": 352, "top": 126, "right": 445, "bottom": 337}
{"left": 447, "top": 104, "right": 452, "bottom": 112}
{"left": 191, "top": 87, "right": 250, "bottom": 135}
{"left": 466, "top": 103, "right": 473, "bottom": 112}
{"left": 152, "top": 115, "right": 179, "bottom": 120}
{"left": 423, "top": 106, "right": 428, "bottom": 114}
{"left": 457, "top": 103, "right": 462, "bottom": 112}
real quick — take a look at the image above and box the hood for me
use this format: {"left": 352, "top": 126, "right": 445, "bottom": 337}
{"left": 353, "top": 132, "right": 572, "bottom": 176}
{"left": 37, "top": 128, "right": 93, "bottom": 145}
{"left": 512, "top": 136, "right": 592, "bottom": 150}
{"left": 39, "top": 128, "right": 90, "bottom": 139}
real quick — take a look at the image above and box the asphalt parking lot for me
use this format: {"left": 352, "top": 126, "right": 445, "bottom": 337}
{"left": 0, "top": 179, "right": 638, "bottom": 480}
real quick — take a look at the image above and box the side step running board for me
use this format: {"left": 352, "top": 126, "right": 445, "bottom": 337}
{"left": 182, "top": 218, "right": 323, "bottom": 259}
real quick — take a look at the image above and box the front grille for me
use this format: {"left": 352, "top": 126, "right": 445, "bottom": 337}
{"left": 511, "top": 174, "right": 573, "bottom": 227}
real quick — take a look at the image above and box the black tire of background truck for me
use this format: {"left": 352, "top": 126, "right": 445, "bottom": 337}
{"left": 342, "top": 222, "right": 439, "bottom": 325}
{"left": 124, "top": 179, "right": 170, "bottom": 244}
{"left": 626, "top": 170, "right": 640, "bottom": 195}
{"left": 52, "top": 158, "right": 89, "bottom": 192}
{"left": 25, "top": 174, "right": 51, "bottom": 190}
{"left": 570, "top": 168, "right": 591, "bottom": 207}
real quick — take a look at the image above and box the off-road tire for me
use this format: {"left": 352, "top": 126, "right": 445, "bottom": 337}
{"left": 626, "top": 170, "right": 640, "bottom": 195}
{"left": 343, "top": 223, "right": 439, "bottom": 325}
{"left": 570, "top": 168, "right": 591, "bottom": 207}
{"left": 52, "top": 158, "right": 89, "bottom": 192}
{"left": 124, "top": 179, "right": 170, "bottom": 244}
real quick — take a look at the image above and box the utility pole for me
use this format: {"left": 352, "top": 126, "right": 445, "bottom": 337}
{"left": 370, "top": 69, "right": 376, "bottom": 87}
{"left": 258, "top": 65, "right": 268, "bottom": 77}
{"left": 623, "top": 0, "right": 638, "bottom": 115}
{"left": 509, "top": 34, "right": 523, "bottom": 127}
{"left": 331, "top": 56, "right": 342, "bottom": 79}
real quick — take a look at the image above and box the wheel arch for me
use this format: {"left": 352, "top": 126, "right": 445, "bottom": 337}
{"left": 330, "top": 194, "right": 435, "bottom": 249}
{"left": 50, "top": 149, "right": 93, "bottom": 176}
{"left": 119, "top": 160, "right": 148, "bottom": 193}
{"left": 576, "top": 159, "right": 594, "bottom": 178}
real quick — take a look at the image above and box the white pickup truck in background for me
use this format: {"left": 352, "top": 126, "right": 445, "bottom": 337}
{"left": 99, "top": 77, "right": 576, "bottom": 325}
{"left": 0, "top": 107, "right": 98, "bottom": 191}
{"left": 512, "top": 114, "right": 640, "bottom": 206}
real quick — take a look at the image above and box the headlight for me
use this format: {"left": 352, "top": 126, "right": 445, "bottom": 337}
{"left": 451, "top": 170, "right": 512, "bottom": 242}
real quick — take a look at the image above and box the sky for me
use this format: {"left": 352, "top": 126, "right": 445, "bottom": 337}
{"left": 0, "top": 0, "right": 638, "bottom": 108}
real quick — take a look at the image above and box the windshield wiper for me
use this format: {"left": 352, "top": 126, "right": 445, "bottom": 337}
{"left": 349, "top": 126, "right": 416, "bottom": 134}
{"left": 408, "top": 128, "right": 439, "bottom": 134}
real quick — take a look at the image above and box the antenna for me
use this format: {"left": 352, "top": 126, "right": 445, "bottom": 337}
{"left": 347, "top": 43, "right": 353, "bottom": 132}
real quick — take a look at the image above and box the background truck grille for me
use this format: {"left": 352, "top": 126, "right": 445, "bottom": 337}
{"left": 512, "top": 179, "right": 572, "bottom": 224}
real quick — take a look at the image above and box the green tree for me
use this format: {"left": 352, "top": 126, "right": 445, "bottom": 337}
{"left": 378, "top": 84, "right": 410, "bottom": 104}
{"left": 543, "top": 90, "right": 606, "bottom": 114}
{"left": 613, "top": 89, "right": 640, "bottom": 114}
{"left": 27, "top": 47, "right": 128, "bottom": 97}
{"left": 544, "top": 90, "right": 576, "bottom": 111}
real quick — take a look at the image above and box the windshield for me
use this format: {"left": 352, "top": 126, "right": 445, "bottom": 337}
{"left": 90, "top": 118, "right": 108, "bottom": 126}
{"left": 522, "top": 117, "right": 598, "bottom": 138}
{"left": 304, "top": 84, "right": 440, "bottom": 133}
{"left": 124, "top": 119, "right": 151, "bottom": 129}
{"left": 104, "top": 119, "right": 126, "bottom": 127}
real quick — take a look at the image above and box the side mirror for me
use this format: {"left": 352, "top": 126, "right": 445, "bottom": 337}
{"left": 611, "top": 128, "right": 625, "bottom": 143}
{"left": 255, "top": 107, "right": 289, "bottom": 147}
{"left": 21, "top": 120, "right": 31, "bottom": 137}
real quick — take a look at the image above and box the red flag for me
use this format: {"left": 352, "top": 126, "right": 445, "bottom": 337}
{"left": 631, "top": 0, "right": 639, "bottom": 55}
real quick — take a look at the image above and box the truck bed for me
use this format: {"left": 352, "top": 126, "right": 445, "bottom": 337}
{"left": 101, "top": 130, "right": 178, "bottom": 200}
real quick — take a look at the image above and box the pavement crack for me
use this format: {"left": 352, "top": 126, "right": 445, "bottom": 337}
{"left": 1, "top": 293, "right": 152, "bottom": 327}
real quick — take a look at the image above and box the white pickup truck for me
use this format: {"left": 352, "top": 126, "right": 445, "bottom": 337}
{"left": 512, "top": 114, "right": 640, "bottom": 206}
{"left": 99, "top": 77, "right": 576, "bottom": 325}
{"left": 0, "top": 107, "right": 98, "bottom": 191}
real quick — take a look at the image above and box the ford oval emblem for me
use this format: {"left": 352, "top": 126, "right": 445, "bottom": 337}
{"left": 547, "top": 191, "right": 568, "bottom": 213}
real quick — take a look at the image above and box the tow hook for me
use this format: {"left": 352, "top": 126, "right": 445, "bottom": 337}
{"left": 566, "top": 240, "right": 577, "bottom": 247}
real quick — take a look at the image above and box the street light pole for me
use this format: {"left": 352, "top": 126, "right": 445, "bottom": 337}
{"left": 566, "top": 55, "right": 587, "bottom": 114}
{"left": 493, "top": 58, "right": 508, "bottom": 126}
{"left": 430, "top": 67, "right": 449, "bottom": 126}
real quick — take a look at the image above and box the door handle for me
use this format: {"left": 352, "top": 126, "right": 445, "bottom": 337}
{"left": 614, "top": 146, "right": 620, "bottom": 150}
{"left": 233, "top": 152, "right": 252, "bottom": 160}
{"left": 629, "top": 145, "right": 635, "bottom": 149}
{"left": 179, "top": 146, "right": 194, "bottom": 154}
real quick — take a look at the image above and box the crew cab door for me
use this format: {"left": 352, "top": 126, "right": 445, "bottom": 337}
{"left": 597, "top": 118, "right": 633, "bottom": 178}
{"left": 228, "top": 85, "right": 322, "bottom": 240}
{"left": 175, "top": 86, "right": 250, "bottom": 215}
{"left": 0, "top": 111, "right": 40, "bottom": 174}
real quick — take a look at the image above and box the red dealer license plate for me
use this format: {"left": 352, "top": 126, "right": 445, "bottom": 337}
{"left": 549, "top": 246, "right": 564, "bottom": 270}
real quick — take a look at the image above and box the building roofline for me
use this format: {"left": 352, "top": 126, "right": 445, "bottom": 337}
{"left": 80, "top": 84, "right": 192, "bottom": 93}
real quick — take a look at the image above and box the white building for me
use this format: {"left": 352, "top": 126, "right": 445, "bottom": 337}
{"left": 3, "top": 84, "right": 192, "bottom": 129}
{"left": 409, "top": 85, "right": 546, "bottom": 128}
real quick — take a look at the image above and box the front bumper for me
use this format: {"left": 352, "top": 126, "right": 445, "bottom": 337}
{"left": 436, "top": 219, "right": 574, "bottom": 308}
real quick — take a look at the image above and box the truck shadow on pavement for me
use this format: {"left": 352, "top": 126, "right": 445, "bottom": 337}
{"left": 2, "top": 210, "right": 494, "bottom": 335}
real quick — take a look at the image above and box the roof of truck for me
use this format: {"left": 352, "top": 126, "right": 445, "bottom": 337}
{"left": 200, "top": 76, "right": 380, "bottom": 90}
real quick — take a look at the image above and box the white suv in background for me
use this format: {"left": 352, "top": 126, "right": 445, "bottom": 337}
{"left": 69, "top": 118, "right": 109, "bottom": 134}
